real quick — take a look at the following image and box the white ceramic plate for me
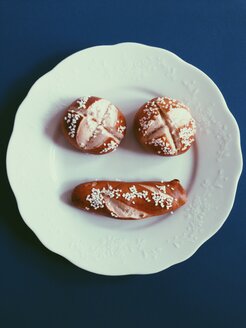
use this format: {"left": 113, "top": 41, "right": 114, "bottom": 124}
{"left": 7, "top": 43, "right": 242, "bottom": 275}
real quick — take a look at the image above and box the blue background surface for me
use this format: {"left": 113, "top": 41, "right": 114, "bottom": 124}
{"left": 0, "top": 0, "right": 245, "bottom": 327}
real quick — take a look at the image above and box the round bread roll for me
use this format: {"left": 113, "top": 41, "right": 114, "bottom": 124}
{"left": 61, "top": 96, "right": 127, "bottom": 154}
{"left": 134, "top": 96, "right": 196, "bottom": 156}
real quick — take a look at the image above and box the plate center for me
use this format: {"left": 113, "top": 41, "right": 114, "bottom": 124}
{"left": 49, "top": 86, "right": 197, "bottom": 205}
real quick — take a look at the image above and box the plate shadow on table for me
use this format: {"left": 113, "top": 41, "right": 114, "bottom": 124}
{"left": 0, "top": 50, "right": 134, "bottom": 284}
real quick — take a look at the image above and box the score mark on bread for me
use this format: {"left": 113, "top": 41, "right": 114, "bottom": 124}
{"left": 134, "top": 96, "right": 196, "bottom": 156}
{"left": 72, "top": 180, "right": 187, "bottom": 220}
{"left": 62, "top": 96, "right": 127, "bottom": 154}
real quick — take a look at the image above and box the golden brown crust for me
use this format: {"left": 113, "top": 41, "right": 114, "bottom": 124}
{"left": 72, "top": 180, "right": 187, "bottom": 220}
{"left": 61, "top": 96, "right": 126, "bottom": 154}
{"left": 134, "top": 96, "right": 196, "bottom": 156}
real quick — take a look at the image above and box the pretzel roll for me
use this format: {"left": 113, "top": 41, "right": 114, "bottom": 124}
{"left": 135, "top": 96, "right": 196, "bottom": 156}
{"left": 62, "top": 96, "right": 126, "bottom": 154}
{"left": 72, "top": 180, "right": 187, "bottom": 220}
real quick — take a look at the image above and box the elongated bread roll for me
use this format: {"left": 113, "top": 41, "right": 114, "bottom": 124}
{"left": 72, "top": 180, "right": 187, "bottom": 220}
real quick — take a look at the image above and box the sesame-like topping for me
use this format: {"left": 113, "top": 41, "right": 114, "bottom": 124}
{"left": 151, "top": 191, "right": 173, "bottom": 209}
{"left": 143, "top": 106, "right": 159, "bottom": 116}
{"left": 156, "top": 185, "right": 167, "bottom": 193}
{"left": 117, "top": 125, "right": 126, "bottom": 134}
{"left": 85, "top": 183, "right": 175, "bottom": 211}
{"left": 100, "top": 140, "right": 118, "bottom": 154}
{"left": 155, "top": 96, "right": 179, "bottom": 110}
{"left": 149, "top": 138, "right": 176, "bottom": 155}
{"left": 156, "top": 97, "right": 165, "bottom": 103}
{"left": 165, "top": 198, "right": 173, "bottom": 209}
{"left": 156, "top": 96, "right": 190, "bottom": 111}
{"left": 86, "top": 188, "right": 105, "bottom": 210}
{"left": 101, "top": 186, "right": 121, "bottom": 199}
{"left": 77, "top": 96, "right": 89, "bottom": 109}
{"left": 179, "top": 120, "right": 196, "bottom": 150}
{"left": 86, "top": 186, "right": 121, "bottom": 210}
{"left": 139, "top": 118, "right": 154, "bottom": 135}
{"left": 122, "top": 185, "right": 149, "bottom": 201}
{"left": 64, "top": 111, "right": 83, "bottom": 138}
{"left": 143, "top": 100, "right": 159, "bottom": 121}
{"left": 111, "top": 212, "right": 118, "bottom": 217}
{"left": 138, "top": 97, "right": 195, "bottom": 155}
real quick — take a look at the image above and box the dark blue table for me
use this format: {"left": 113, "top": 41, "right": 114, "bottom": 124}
{"left": 0, "top": 1, "right": 245, "bottom": 327}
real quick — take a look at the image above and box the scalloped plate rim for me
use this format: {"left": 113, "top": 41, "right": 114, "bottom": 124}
{"left": 6, "top": 42, "right": 243, "bottom": 276}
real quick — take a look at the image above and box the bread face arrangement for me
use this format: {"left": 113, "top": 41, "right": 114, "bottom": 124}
{"left": 60, "top": 95, "right": 196, "bottom": 220}
{"left": 72, "top": 180, "right": 187, "bottom": 220}
{"left": 61, "top": 96, "right": 127, "bottom": 155}
{"left": 134, "top": 96, "right": 196, "bottom": 156}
